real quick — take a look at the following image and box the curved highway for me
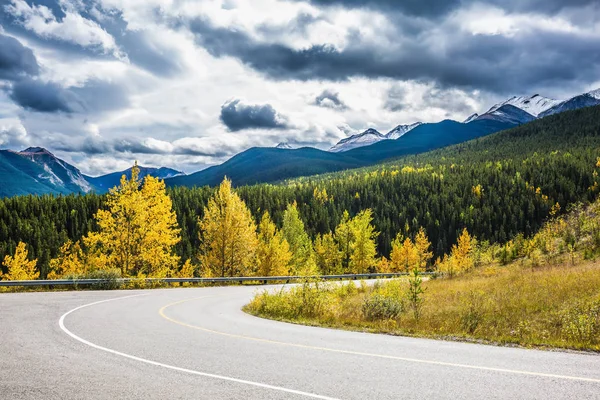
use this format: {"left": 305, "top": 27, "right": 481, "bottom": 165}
{"left": 1, "top": 285, "right": 599, "bottom": 399}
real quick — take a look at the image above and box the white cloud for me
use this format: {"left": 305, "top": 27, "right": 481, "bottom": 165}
{"left": 5, "top": 0, "right": 123, "bottom": 58}
{"left": 1, "top": 0, "right": 597, "bottom": 176}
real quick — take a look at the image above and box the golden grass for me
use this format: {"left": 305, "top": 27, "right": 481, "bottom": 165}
{"left": 245, "top": 262, "right": 600, "bottom": 351}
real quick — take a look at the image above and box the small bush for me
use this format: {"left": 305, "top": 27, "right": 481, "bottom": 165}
{"left": 362, "top": 293, "right": 404, "bottom": 321}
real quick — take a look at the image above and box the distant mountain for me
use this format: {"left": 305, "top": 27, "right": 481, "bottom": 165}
{"left": 330, "top": 128, "right": 385, "bottom": 152}
{"left": 330, "top": 123, "right": 422, "bottom": 152}
{"left": 17, "top": 147, "right": 93, "bottom": 193}
{"left": 474, "top": 104, "right": 536, "bottom": 125}
{"left": 539, "top": 89, "right": 600, "bottom": 118}
{"left": 487, "top": 94, "right": 560, "bottom": 117}
{"left": 166, "top": 147, "right": 367, "bottom": 188}
{"left": 0, "top": 148, "right": 91, "bottom": 197}
{"left": 275, "top": 142, "right": 293, "bottom": 149}
{"left": 166, "top": 118, "right": 514, "bottom": 188}
{"left": 87, "top": 166, "right": 184, "bottom": 193}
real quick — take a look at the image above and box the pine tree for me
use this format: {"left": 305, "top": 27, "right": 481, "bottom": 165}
{"left": 256, "top": 211, "right": 292, "bottom": 276}
{"left": 199, "top": 177, "right": 257, "bottom": 277}
{"left": 1, "top": 242, "right": 38, "bottom": 280}
{"left": 349, "top": 209, "right": 379, "bottom": 274}
{"left": 282, "top": 202, "right": 316, "bottom": 275}
{"left": 314, "top": 232, "right": 341, "bottom": 275}
{"left": 84, "top": 163, "right": 181, "bottom": 277}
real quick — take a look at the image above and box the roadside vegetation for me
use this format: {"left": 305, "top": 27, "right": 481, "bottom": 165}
{"left": 245, "top": 197, "right": 600, "bottom": 351}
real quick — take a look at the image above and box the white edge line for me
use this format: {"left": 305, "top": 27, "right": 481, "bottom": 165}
{"left": 58, "top": 294, "right": 339, "bottom": 400}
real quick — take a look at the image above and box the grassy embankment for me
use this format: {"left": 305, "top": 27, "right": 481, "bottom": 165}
{"left": 245, "top": 201, "right": 600, "bottom": 351}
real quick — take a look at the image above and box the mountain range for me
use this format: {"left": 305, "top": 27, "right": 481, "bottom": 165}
{"left": 1, "top": 87, "right": 599, "bottom": 197}
{"left": 328, "top": 90, "right": 599, "bottom": 153}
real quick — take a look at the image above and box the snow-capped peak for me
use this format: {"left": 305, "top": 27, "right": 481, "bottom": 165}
{"left": 385, "top": 122, "right": 422, "bottom": 140}
{"left": 463, "top": 113, "right": 479, "bottom": 123}
{"left": 329, "top": 128, "right": 385, "bottom": 153}
{"left": 587, "top": 88, "right": 600, "bottom": 100}
{"left": 275, "top": 142, "right": 293, "bottom": 149}
{"left": 487, "top": 94, "right": 561, "bottom": 117}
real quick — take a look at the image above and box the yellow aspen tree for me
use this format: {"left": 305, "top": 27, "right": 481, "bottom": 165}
{"left": 255, "top": 211, "right": 292, "bottom": 276}
{"left": 177, "top": 259, "right": 197, "bottom": 278}
{"left": 376, "top": 256, "right": 391, "bottom": 273}
{"left": 48, "top": 240, "right": 86, "bottom": 279}
{"left": 334, "top": 210, "right": 354, "bottom": 273}
{"left": 390, "top": 234, "right": 418, "bottom": 272}
{"left": 450, "top": 228, "right": 475, "bottom": 274}
{"left": 84, "top": 163, "right": 180, "bottom": 277}
{"left": 314, "top": 232, "right": 341, "bottom": 275}
{"left": 1, "top": 242, "right": 38, "bottom": 280}
{"left": 137, "top": 175, "right": 181, "bottom": 277}
{"left": 349, "top": 209, "right": 379, "bottom": 274}
{"left": 199, "top": 177, "right": 257, "bottom": 277}
{"left": 435, "top": 254, "right": 457, "bottom": 278}
{"left": 414, "top": 227, "right": 433, "bottom": 272}
{"left": 282, "top": 202, "right": 317, "bottom": 276}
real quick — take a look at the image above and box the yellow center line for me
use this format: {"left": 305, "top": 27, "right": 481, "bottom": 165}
{"left": 159, "top": 296, "right": 600, "bottom": 384}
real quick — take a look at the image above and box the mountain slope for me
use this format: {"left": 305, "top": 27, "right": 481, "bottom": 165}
{"left": 166, "top": 147, "right": 368, "bottom": 188}
{"left": 87, "top": 166, "right": 183, "bottom": 193}
{"left": 474, "top": 104, "right": 536, "bottom": 125}
{"left": 0, "top": 150, "right": 73, "bottom": 197}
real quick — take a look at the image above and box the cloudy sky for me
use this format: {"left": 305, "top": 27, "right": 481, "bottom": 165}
{"left": 0, "top": 0, "right": 599, "bottom": 175}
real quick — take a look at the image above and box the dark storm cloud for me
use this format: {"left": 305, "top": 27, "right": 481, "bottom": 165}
{"left": 0, "top": 34, "right": 39, "bottom": 81}
{"left": 9, "top": 79, "right": 73, "bottom": 112}
{"left": 314, "top": 90, "right": 349, "bottom": 110}
{"left": 8, "top": 78, "right": 129, "bottom": 114}
{"left": 190, "top": 17, "right": 600, "bottom": 95}
{"left": 220, "top": 99, "right": 288, "bottom": 132}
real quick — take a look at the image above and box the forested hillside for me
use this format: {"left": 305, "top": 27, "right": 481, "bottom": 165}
{"left": 1, "top": 106, "right": 599, "bottom": 277}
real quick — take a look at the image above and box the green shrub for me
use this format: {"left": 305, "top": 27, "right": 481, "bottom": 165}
{"left": 362, "top": 293, "right": 404, "bottom": 321}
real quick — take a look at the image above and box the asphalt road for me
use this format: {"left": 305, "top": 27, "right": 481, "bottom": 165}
{"left": 1, "top": 285, "right": 599, "bottom": 399}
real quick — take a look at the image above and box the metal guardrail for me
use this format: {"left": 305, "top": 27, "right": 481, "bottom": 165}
{"left": 0, "top": 272, "right": 432, "bottom": 287}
